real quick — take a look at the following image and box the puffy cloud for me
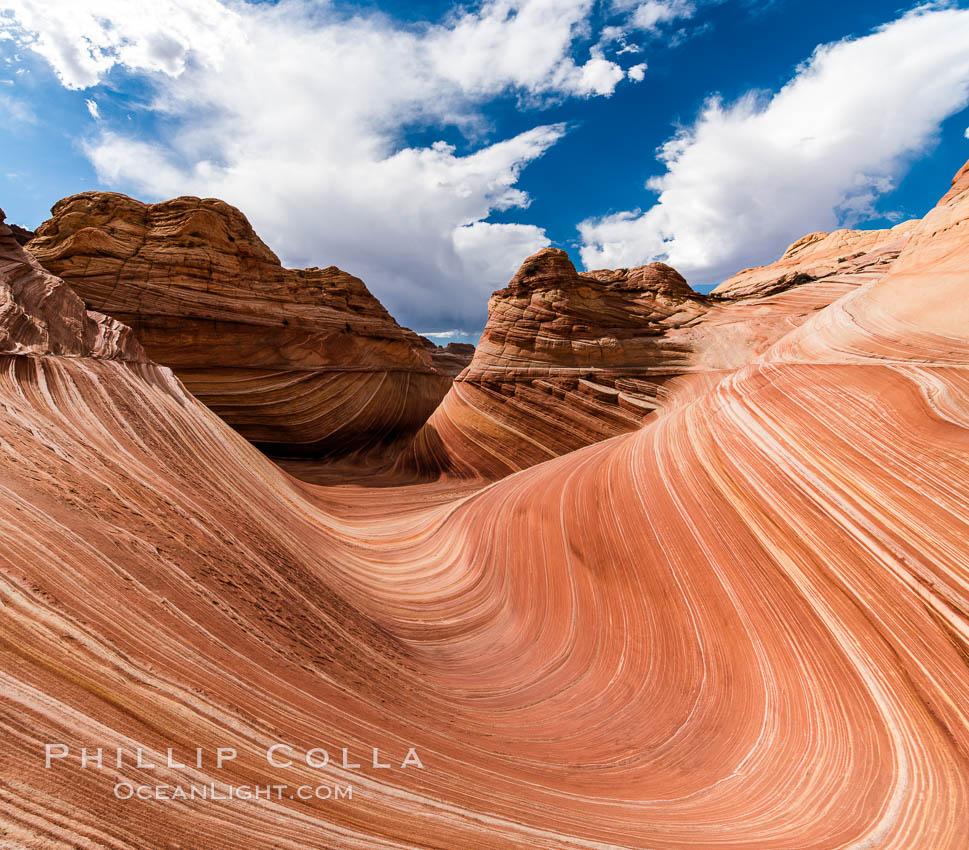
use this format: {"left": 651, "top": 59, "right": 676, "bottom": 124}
{"left": 452, "top": 220, "right": 551, "bottom": 292}
{"left": 622, "top": 1, "right": 698, "bottom": 32}
{"left": 580, "top": 5, "right": 969, "bottom": 284}
{"left": 3, "top": 0, "right": 649, "bottom": 330}
{"left": 426, "top": 0, "right": 626, "bottom": 100}
{"left": 0, "top": 0, "right": 240, "bottom": 89}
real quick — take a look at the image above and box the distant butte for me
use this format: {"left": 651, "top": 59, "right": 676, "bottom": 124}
{"left": 418, "top": 336, "right": 476, "bottom": 377}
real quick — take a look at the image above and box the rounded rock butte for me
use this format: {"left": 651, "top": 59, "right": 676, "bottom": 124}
{"left": 26, "top": 192, "right": 468, "bottom": 458}
{"left": 0, "top": 160, "right": 968, "bottom": 848}
{"left": 403, "top": 214, "right": 917, "bottom": 479}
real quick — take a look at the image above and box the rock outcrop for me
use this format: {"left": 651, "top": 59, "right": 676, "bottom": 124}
{"left": 402, "top": 249, "right": 710, "bottom": 477}
{"left": 8, "top": 222, "right": 35, "bottom": 246}
{"left": 405, "top": 221, "right": 916, "bottom": 478}
{"left": 712, "top": 220, "right": 917, "bottom": 299}
{"left": 26, "top": 192, "right": 452, "bottom": 456}
{"left": 2, "top": 160, "right": 969, "bottom": 849}
{"left": 420, "top": 337, "right": 476, "bottom": 376}
{"left": 1, "top": 207, "right": 143, "bottom": 360}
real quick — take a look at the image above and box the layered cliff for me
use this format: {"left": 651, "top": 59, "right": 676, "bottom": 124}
{"left": 26, "top": 192, "right": 453, "bottom": 456}
{"left": 1, "top": 160, "right": 969, "bottom": 848}
{"left": 406, "top": 218, "right": 915, "bottom": 478}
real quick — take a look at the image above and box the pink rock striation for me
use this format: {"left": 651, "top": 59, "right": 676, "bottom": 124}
{"left": 405, "top": 218, "right": 916, "bottom": 478}
{"left": 0, "top": 160, "right": 968, "bottom": 848}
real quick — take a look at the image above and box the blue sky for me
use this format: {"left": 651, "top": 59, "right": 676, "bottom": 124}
{"left": 2, "top": 0, "right": 969, "bottom": 344}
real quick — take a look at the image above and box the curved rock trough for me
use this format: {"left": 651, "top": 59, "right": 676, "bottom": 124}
{"left": 0, "top": 160, "right": 968, "bottom": 848}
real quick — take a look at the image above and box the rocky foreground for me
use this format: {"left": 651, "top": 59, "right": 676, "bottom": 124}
{"left": 0, "top": 160, "right": 967, "bottom": 848}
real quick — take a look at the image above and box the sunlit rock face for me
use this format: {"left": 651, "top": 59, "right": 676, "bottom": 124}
{"left": 712, "top": 219, "right": 918, "bottom": 299}
{"left": 26, "top": 192, "right": 453, "bottom": 457}
{"left": 1, "top": 207, "right": 142, "bottom": 360}
{"left": 402, "top": 248, "right": 706, "bottom": 477}
{"left": 404, "top": 219, "right": 916, "bottom": 478}
{"left": 1, "top": 161, "right": 969, "bottom": 849}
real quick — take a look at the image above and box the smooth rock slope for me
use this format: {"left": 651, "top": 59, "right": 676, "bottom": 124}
{"left": 1, "top": 160, "right": 968, "bottom": 848}
{"left": 27, "top": 192, "right": 454, "bottom": 456}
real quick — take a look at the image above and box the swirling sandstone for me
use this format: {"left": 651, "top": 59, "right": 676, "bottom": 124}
{"left": 712, "top": 219, "right": 917, "bottom": 299}
{"left": 26, "top": 192, "right": 454, "bottom": 456}
{"left": 406, "top": 219, "right": 914, "bottom": 478}
{"left": 0, "top": 160, "right": 968, "bottom": 848}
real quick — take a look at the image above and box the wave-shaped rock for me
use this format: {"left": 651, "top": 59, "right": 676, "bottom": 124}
{"left": 1, "top": 160, "right": 968, "bottom": 848}
{"left": 401, "top": 249, "right": 709, "bottom": 477}
{"left": 26, "top": 192, "right": 453, "bottom": 456}
{"left": 405, "top": 220, "right": 915, "bottom": 478}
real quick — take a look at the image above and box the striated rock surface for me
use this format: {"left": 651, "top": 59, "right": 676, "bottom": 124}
{"left": 712, "top": 220, "right": 917, "bottom": 299}
{"left": 26, "top": 192, "right": 452, "bottom": 456}
{"left": 405, "top": 224, "right": 915, "bottom": 478}
{"left": 1, "top": 207, "right": 143, "bottom": 360}
{"left": 402, "top": 249, "right": 711, "bottom": 477}
{"left": 1, "top": 160, "right": 969, "bottom": 848}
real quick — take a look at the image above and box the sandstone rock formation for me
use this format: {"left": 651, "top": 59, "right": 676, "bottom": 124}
{"left": 402, "top": 249, "right": 708, "bottom": 477}
{"left": 712, "top": 219, "right": 917, "bottom": 299}
{"left": 8, "top": 222, "right": 34, "bottom": 246}
{"left": 405, "top": 220, "right": 916, "bottom": 478}
{"left": 1, "top": 160, "right": 969, "bottom": 849}
{"left": 26, "top": 192, "right": 452, "bottom": 456}
{"left": 1, "top": 207, "right": 142, "bottom": 360}
{"left": 419, "top": 337, "right": 476, "bottom": 376}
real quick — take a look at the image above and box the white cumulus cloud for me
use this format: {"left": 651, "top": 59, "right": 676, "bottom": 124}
{"left": 580, "top": 5, "right": 969, "bottom": 284}
{"left": 0, "top": 0, "right": 240, "bottom": 89}
{"left": 2, "top": 0, "right": 652, "bottom": 329}
{"left": 622, "top": 0, "right": 698, "bottom": 33}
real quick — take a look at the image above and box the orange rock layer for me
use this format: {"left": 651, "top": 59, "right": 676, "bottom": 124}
{"left": 1, "top": 161, "right": 968, "bottom": 848}
{"left": 405, "top": 218, "right": 914, "bottom": 478}
{"left": 27, "top": 192, "right": 457, "bottom": 456}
